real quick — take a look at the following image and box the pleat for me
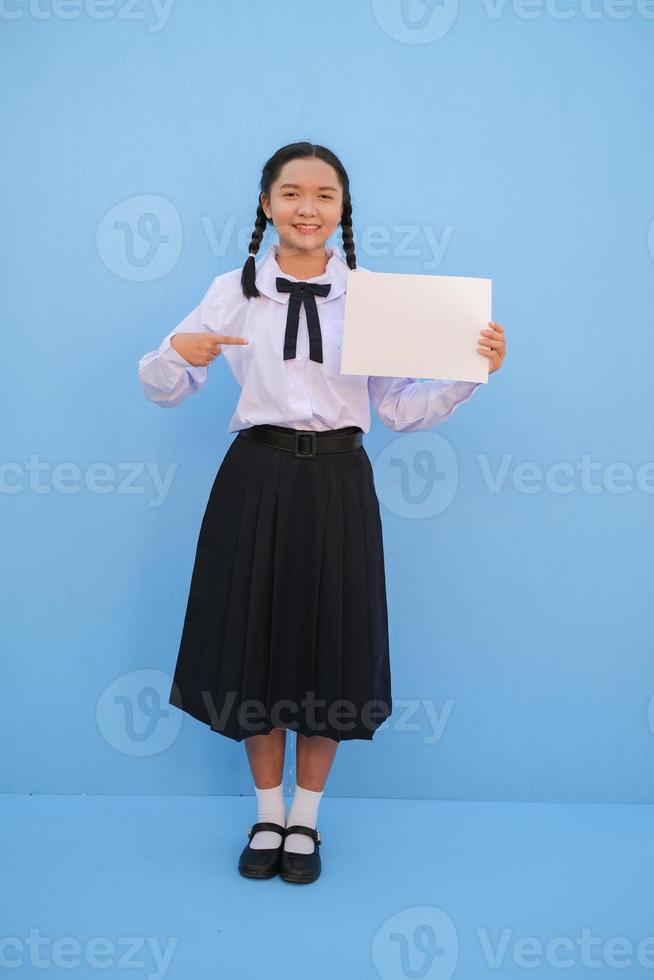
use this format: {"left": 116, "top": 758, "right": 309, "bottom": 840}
{"left": 169, "top": 433, "right": 392, "bottom": 741}
{"left": 303, "top": 458, "right": 331, "bottom": 700}
{"left": 215, "top": 440, "right": 277, "bottom": 724}
{"left": 239, "top": 446, "right": 280, "bottom": 708}
{"left": 267, "top": 452, "right": 331, "bottom": 729}
{"left": 170, "top": 443, "right": 253, "bottom": 726}
{"left": 309, "top": 452, "right": 346, "bottom": 734}
{"left": 343, "top": 457, "right": 374, "bottom": 731}
{"left": 203, "top": 460, "right": 262, "bottom": 727}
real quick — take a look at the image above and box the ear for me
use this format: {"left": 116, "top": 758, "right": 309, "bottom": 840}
{"left": 260, "top": 192, "right": 272, "bottom": 219}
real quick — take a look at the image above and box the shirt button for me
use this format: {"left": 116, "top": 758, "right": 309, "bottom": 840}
{"left": 297, "top": 354, "right": 302, "bottom": 360}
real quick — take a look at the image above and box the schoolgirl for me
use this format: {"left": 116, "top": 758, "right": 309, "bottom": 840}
{"left": 138, "top": 141, "right": 507, "bottom": 885}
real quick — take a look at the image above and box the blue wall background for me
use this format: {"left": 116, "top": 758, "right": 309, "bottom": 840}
{"left": 2, "top": 0, "right": 653, "bottom": 801}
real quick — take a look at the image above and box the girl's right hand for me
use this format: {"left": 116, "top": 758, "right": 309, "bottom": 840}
{"left": 170, "top": 332, "right": 249, "bottom": 367}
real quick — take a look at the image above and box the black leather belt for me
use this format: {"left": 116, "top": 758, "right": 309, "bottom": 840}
{"left": 238, "top": 424, "right": 363, "bottom": 458}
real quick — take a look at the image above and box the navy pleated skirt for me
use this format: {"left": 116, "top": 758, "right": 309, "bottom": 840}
{"left": 168, "top": 424, "right": 392, "bottom": 742}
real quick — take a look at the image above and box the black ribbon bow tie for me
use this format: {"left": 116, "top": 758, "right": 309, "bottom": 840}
{"left": 276, "top": 276, "right": 331, "bottom": 362}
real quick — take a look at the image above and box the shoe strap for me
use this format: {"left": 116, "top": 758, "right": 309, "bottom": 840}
{"left": 247, "top": 821, "right": 286, "bottom": 840}
{"left": 284, "top": 824, "right": 321, "bottom": 846}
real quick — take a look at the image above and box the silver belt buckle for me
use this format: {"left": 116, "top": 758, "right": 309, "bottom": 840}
{"left": 294, "top": 431, "right": 317, "bottom": 458}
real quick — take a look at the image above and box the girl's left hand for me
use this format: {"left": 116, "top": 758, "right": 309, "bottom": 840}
{"left": 478, "top": 322, "right": 506, "bottom": 374}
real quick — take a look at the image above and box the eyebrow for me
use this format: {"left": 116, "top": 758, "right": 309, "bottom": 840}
{"left": 279, "top": 182, "right": 339, "bottom": 191}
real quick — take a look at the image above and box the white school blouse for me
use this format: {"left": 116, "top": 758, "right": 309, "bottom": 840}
{"left": 137, "top": 242, "right": 482, "bottom": 433}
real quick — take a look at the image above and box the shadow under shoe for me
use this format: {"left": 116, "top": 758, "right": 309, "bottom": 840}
{"left": 279, "top": 824, "right": 321, "bottom": 884}
{"left": 237, "top": 821, "right": 286, "bottom": 879}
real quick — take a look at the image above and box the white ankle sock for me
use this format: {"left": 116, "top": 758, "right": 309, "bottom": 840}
{"left": 283, "top": 783, "right": 324, "bottom": 854}
{"left": 249, "top": 782, "right": 286, "bottom": 849}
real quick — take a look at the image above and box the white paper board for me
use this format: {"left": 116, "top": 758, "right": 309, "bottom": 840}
{"left": 341, "top": 269, "right": 491, "bottom": 383}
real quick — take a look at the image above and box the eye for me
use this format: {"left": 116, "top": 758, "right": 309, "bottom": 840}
{"left": 283, "top": 192, "right": 334, "bottom": 199}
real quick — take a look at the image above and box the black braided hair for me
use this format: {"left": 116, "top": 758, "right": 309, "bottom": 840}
{"left": 241, "top": 141, "right": 356, "bottom": 299}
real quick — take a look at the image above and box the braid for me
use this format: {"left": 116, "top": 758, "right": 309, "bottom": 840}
{"left": 240, "top": 201, "right": 268, "bottom": 299}
{"left": 340, "top": 195, "right": 356, "bottom": 270}
{"left": 241, "top": 143, "right": 357, "bottom": 296}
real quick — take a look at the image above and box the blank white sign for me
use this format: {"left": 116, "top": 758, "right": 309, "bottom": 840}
{"left": 341, "top": 268, "right": 491, "bottom": 383}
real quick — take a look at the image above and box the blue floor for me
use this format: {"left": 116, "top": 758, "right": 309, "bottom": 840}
{"left": 2, "top": 794, "right": 653, "bottom": 979}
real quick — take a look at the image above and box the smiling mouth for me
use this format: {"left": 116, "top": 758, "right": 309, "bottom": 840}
{"left": 293, "top": 224, "right": 321, "bottom": 230}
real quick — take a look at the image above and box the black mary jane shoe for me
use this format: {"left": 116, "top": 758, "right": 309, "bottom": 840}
{"left": 279, "top": 824, "right": 321, "bottom": 884}
{"left": 237, "top": 821, "right": 286, "bottom": 879}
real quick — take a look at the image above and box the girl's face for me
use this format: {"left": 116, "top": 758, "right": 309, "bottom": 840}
{"left": 261, "top": 158, "right": 344, "bottom": 255}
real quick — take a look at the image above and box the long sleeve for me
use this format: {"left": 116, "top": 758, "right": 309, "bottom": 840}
{"left": 138, "top": 276, "right": 222, "bottom": 408}
{"left": 368, "top": 375, "right": 482, "bottom": 432}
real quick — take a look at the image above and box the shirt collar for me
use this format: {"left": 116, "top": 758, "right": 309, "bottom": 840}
{"left": 253, "top": 240, "right": 349, "bottom": 305}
